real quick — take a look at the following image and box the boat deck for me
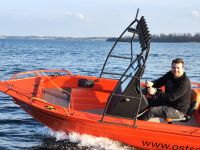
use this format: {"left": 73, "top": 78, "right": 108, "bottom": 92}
{"left": 149, "top": 116, "right": 199, "bottom": 127}
{"left": 81, "top": 108, "right": 200, "bottom": 127}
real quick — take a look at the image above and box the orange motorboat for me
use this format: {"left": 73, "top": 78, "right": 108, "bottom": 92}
{"left": 0, "top": 10, "right": 200, "bottom": 149}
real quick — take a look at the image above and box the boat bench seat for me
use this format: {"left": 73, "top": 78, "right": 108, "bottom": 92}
{"left": 166, "top": 89, "right": 200, "bottom": 124}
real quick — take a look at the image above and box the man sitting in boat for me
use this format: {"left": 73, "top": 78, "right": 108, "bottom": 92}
{"left": 138, "top": 58, "right": 191, "bottom": 120}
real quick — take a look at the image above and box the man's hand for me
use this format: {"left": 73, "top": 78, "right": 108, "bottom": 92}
{"left": 147, "top": 87, "right": 157, "bottom": 95}
{"left": 146, "top": 81, "right": 154, "bottom": 87}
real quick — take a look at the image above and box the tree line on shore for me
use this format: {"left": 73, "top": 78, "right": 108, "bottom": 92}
{"left": 106, "top": 33, "right": 200, "bottom": 43}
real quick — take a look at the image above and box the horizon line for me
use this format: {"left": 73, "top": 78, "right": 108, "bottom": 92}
{"left": 1, "top": 32, "right": 200, "bottom": 39}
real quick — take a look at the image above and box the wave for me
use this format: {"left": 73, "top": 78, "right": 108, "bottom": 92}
{"left": 33, "top": 127, "right": 134, "bottom": 150}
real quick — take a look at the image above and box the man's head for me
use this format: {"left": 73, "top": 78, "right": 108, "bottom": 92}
{"left": 171, "top": 58, "right": 184, "bottom": 79}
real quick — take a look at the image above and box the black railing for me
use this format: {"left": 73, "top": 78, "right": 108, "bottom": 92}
{"left": 99, "top": 9, "right": 151, "bottom": 126}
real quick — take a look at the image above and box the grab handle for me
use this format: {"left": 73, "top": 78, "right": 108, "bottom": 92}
{"left": 10, "top": 69, "right": 73, "bottom": 80}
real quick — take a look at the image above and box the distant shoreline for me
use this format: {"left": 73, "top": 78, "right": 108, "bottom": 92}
{"left": 106, "top": 38, "right": 200, "bottom": 43}
{"left": 1, "top": 33, "right": 200, "bottom": 43}
{"left": 107, "top": 33, "right": 200, "bottom": 43}
{"left": 0, "top": 36, "right": 107, "bottom": 41}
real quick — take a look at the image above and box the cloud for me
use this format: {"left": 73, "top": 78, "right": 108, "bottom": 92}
{"left": 65, "top": 11, "right": 86, "bottom": 20}
{"left": 192, "top": 10, "right": 200, "bottom": 17}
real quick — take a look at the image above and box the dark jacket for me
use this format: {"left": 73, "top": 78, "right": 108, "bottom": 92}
{"left": 153, "top": 71, "right": 191, "bottom": 114}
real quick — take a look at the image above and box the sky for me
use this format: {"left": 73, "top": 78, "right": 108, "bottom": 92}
{"left": 0, "top": 0, "right": 200, "bottom": 37}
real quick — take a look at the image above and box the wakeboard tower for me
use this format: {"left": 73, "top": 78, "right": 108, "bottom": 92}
{"left": 100, "top": 8, "right": 151, "bottom": 124}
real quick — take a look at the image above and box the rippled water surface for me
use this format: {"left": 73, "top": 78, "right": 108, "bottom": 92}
{"left": 0, "top": 38, "right": 200, "bottom": 150}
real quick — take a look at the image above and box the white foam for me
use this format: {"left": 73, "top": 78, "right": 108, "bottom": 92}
{"left": 69, "top": 133, "right": 133, "bottom": 150}
{"left": 38, "top": 127, "right": 134, "bottom": 150}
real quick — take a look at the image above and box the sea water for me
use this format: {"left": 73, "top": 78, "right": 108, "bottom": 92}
{"left": 0, "top": 38, "right": 200, "bottom": 150}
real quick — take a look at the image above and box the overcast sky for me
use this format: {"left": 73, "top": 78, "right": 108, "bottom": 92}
{"left": 0, "top": 0, "right": 200, "bottom": 37}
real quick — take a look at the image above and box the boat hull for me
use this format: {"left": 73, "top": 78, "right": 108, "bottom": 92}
{"left": 14, "top": 98, "right": 200, "bottom": 150}
{"left": 1, "top": 72, "right": 200, "bottom": 149}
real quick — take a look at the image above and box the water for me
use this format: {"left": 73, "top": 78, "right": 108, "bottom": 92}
{"left": 0, "top": 38, "right": 200, "bottom": 150}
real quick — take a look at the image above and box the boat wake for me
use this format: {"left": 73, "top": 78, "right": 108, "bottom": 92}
{"left": 35, "top": 127, "right": 134, "bottom": 150}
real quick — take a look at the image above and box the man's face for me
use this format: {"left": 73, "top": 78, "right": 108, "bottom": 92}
{"left": 171, "top": 63, "right": 184, "bottom": 79}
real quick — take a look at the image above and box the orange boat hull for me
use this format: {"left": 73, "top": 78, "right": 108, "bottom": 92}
{"left": 14, "top": 98, "right": 200, "bottom": 149}
{"left": 1, "top": 70, "right": 200, "bottom": 149}
{"left": 12, "top": 97, "right": 200, "bottom": 149}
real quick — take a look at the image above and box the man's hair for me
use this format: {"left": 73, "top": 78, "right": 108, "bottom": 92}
{"left": 171, "top": 58, "right": 184, "bottom": 66}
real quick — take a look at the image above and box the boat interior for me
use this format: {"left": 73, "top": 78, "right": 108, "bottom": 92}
{"left": 2, "top": 71, "right": 199, "bottom": 128}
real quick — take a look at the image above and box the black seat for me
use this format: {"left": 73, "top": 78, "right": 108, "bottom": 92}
{"left": 166, "top": 89, "right": 200, "bottom": 124}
